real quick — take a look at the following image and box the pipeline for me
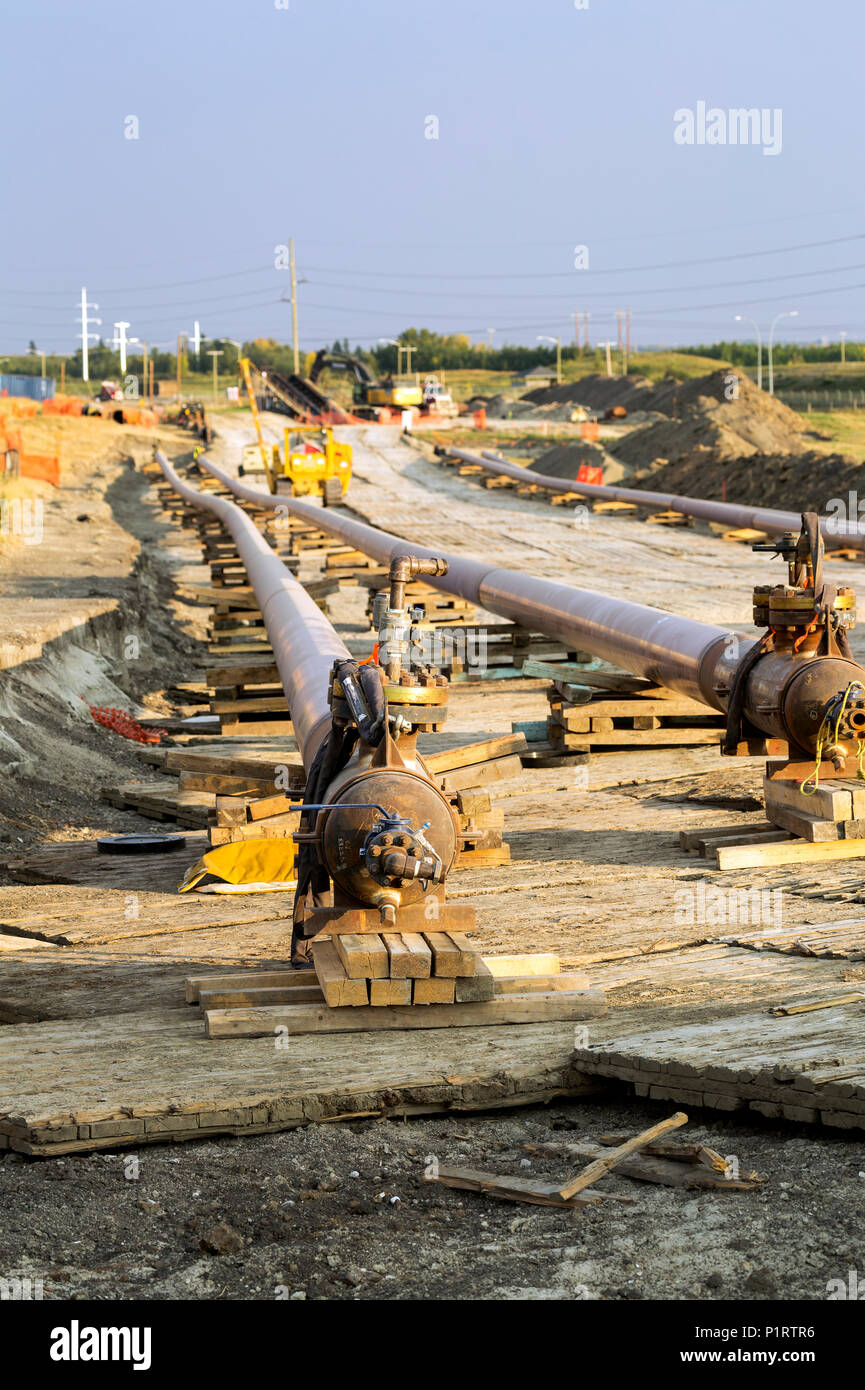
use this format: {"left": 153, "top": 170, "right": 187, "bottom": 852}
{"left": 155, "top": 451, "right": 467, "bottom": 946}
{"left": 439, "top": 444, "right": 865, "bottom": 553}
{"left": 187, "top": 451, "right": 865, "bottom": 774}
{"left": 156, "top": 452, "right": 349, "bottom": 769}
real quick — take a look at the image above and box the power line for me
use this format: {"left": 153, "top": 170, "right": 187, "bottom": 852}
{"left": 2, "top": 231, "right": 864, "bottom": 299}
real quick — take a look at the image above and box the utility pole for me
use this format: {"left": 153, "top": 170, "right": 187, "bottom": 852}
{"left": 616, "top": 310, "right": 623, "bottom": 353}
{"left": 112, "top": 321, "right": 136, "bottom": 374}
{"left": 77, "top": 286, "right": 101, "bottom": 384}
{"left": 192, "top": 320, "right": 202, "bottom": 357}
{"left": 39, "top": 349, "right": 46, "bottom": 378}
{"left": 149, "top": 358, "right": 154, "bottom": 401}
{"left": 289, "top": 238, "right": 300, "bottom": 374}
{"left": 403, "top": 343, "right": 415, "bottom": 375}
{"left": 141, "top": 342, "right": 149, "bottom": 402}
{"left": 841, "top": 331, "right": 847, "bottom": 365}
{"left": 603, "top": 341, "right": 614, "bottom": 378}
{"left": 176, "top": 333, "right": 185, "bottom": 399}
{"left": 60, "top": 360, "right": 66, "bottom": 394}
{"left": 208, "top": 348, "right": 223, "bottom": 401}
{"left": 626, "top": 309, "right": 631, "bottom": 358}
{"left": 583, "top": 312, "right": 590, "bottom": 352}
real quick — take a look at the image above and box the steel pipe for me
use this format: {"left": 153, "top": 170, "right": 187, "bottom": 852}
{"left": 194, "top": 454, "right": 865, "bottom": 762}
{"left": 155, "top": 451, "right": 349, "bottom": 768}
{"left": 444, "top": 445, "right": 865, "bottom": 552}
{"left": 196, "top": 454, "right": 736, "bottom": 704}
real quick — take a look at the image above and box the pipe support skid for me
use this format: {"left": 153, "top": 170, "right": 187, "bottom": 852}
{"left": 155, "top": 451, "right": 349, "bottom": 768}
{"left": 446, "top": 445, "right": 865, "bottom": 552}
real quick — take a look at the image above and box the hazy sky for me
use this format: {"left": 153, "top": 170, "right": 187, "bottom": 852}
{"left": 2, "top": 0, "right": 862, "bottom": 355}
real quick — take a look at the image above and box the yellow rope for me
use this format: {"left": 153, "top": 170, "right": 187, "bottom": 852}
{"left": 801, "top": 682, "right": 862, "bottom": 795}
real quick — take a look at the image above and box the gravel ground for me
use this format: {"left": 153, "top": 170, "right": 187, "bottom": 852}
{"left": 2, "top": 1097, "right": 862, "bottom": 1302}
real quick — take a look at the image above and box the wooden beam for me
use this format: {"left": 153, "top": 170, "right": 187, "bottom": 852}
{"left": 205, "top": 989, "right": 607, "bottom": 1038}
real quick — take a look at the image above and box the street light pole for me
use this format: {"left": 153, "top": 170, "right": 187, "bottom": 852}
{"left": 537, "top": 335, "right": 562, "bottom": 384}
{"left": 768, "top": 311, "right": 798, "bottom": 396}
{"left": 733, "top": 314, "right": 763, "bottom": 391}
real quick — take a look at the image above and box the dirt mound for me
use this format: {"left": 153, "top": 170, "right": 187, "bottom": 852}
{"left": 523, "top": 373, "right": 662, "bottom": 414}
{"left": 629, "top": 448, "right": 863, "bottom": 514}
{"left": 528, "top": 440, "right": 615, "bottom": 480}
{"left": 612, "top": 370, "right": 807, "bottom": 470}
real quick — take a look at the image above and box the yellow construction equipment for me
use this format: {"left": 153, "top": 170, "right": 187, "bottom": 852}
{"left": 237, "top": 356, "right": 352, "bottom": 501}
{"left": 238, "top": 357, "right": 276, "bottom": 492}
{"left": 282, "top": 425, "right": 352, "bottom": 505}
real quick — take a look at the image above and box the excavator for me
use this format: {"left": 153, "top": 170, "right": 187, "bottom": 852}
{"left": 309, "top": 349, "right": 422, "bottom": 418}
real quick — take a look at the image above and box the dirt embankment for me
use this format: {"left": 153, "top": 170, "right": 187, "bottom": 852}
{"left": 0, "top": 421, "right": 210, "bottom": 849}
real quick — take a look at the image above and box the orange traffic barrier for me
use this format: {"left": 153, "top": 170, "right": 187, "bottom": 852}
{"left": 20, "top": 454, "right": 60, "bottom": 486}
{"left": 473, "top": 407, "right": 487, "bottom": 428}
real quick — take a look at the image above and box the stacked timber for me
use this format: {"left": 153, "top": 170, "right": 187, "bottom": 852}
{"left": 207, "top": 792, "right": 301, "bottom": 851}
{"left": 545, "top": 674, "right": 724, "bottom": 756}
{"left": 190, "top": 947, "right": 606, "bottom": 1038}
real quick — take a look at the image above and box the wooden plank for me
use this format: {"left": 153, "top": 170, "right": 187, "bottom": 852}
{"left": 764, "top": 774, "right": 857, "bottom": 823}
{"left": 483, "top": 953, "right": 560, "bottom": 977}
{"left": 303, "top": 903, "right": 476, "bottom": 937}
{"left": 445, "top": 931, "right": 479, "bottom": 976}
{"left": 369, "top": 978, "right": 412, "bottom": 1006}
{"left": 428, "top": 1164, "right": 629, "bottom": 1209}
{"left": 522, "top": 660, "right": 650, "bottom": 692}
{"left": 558, "top": 1111, "right": 688, "bottom": 1200}
{"left": 413, "top": 976, "right": 456, "bottom": 1004}
{"left": 494, "top": 971, "right": 590, "bottom": 995}
{"left": 198, "top": 985, "right": 323, "bottom": 1009}
{"left": 454, "top": 845, "right": 512, "bottom": 867}
{"left": 185, "top": 969, "right": 313, "bottom": 1003}
{"left": 333, "top": 933, "right": 389, "bottom": 980}
{"left": 716, "top": 837, "right": 865, "bottom": 871}
{"left": 527, "top": 1141, "right": 762, "bottom": 1191}
{"left": 764, "top": 803, "right": 840, "bottom": 843}
{"left": 310, "top": 940, "right": 369, "bottom": 1007}
{"left": 454, "top": 966, "right": 496, "bottom": 1002}
{"left": 423, "top": 734, "right": 527, "bottom": 774}
{"left": 422, "top": 932, "right": 462, "bottom": 977}
{"left": 205, "top": 661, "right": 279, "bottom": 686}
{"left": 398, "top": 932, "right": 432, "bottom": 978}
{"left": 247, "top": 794, "right": 299, "bottom": 822}
{"left": 180, "top": 773, "right": 278, "bottom": 797}
{"left": 553, "top": 728, "right": 720, "bottom": 749}
{"left": 205, "top": 989, "right": 607, "bottom": 1037}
